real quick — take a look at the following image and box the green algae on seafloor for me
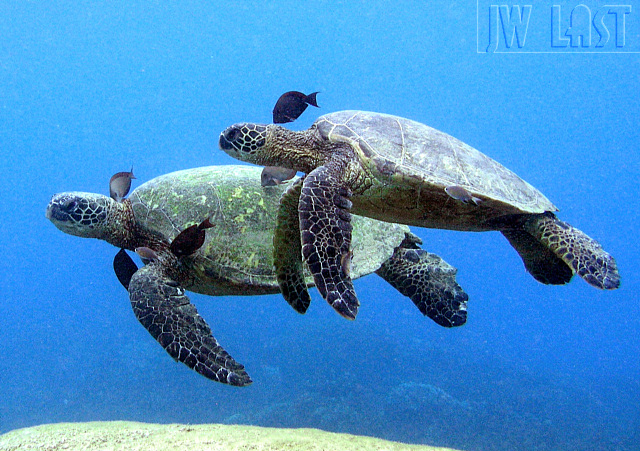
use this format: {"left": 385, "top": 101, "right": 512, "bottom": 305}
{"left": 0, "top": 421, "right": 464, "bottom": 451}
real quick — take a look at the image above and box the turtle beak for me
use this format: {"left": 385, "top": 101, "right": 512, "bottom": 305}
{"left": 218, "top": 133, "right": 231, "bottom": 151}
{"left": 219, "top": 125, "right": 240, "bottom": 153}
{"left": 45, "top": 196, "right": 69, "bottom": 223}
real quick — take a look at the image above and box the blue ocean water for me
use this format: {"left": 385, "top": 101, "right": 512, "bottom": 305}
{"left": 1, "top": 2, "right": 638, "bottom": 450}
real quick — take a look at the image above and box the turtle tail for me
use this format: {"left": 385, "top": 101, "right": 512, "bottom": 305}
{"left": 502, "top": 213, "right": 620, "bottom": 290}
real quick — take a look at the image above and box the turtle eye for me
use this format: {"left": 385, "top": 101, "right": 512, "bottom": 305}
{"left": 63, "top": 199, "right": 78, "bottom": 213}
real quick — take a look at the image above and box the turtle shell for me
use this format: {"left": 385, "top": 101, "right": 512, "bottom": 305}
{"left": 314, "top": 111, "right": 557, "bottom": 229}
{"left": 128, "top": 165, "right": 408, "bottom": 296}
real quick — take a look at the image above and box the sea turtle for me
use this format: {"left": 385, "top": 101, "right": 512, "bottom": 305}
{"left": 46, "top": 165, "right": 468, "bottom": 386}
{"left": 219, "top": 110, "right": 620, "bottom": 319}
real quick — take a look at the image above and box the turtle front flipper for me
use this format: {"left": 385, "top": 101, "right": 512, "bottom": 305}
{"left": 128, "top": 263, "right": 252, "bottom": 386}
{"left": 274, "top": 179, "right": 311, "bottom": 314}
{"left": 375, "top": 239, "right": 468, "bottom": 328}
{"left": 523, "top": 213, "right": 620, "bottom": 290}
{"left": 299, "top": 163, "right": 359, "bottom": 319}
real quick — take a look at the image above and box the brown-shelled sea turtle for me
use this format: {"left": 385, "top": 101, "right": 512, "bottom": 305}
{"left": 46, "top": 165, "right": 468, "bottom": 386}
{"left": 219, "top": 110, "right": 620, "bottom": 319}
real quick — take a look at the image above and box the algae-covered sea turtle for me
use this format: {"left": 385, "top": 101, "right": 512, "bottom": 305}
{"left": 46, "top": 165, "right": 468, "bottom": 386}
{"left": 219, "top": 110, "right": 620, "bottom": 319}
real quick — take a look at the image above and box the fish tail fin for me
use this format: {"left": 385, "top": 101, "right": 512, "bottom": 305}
{"left": 199, "top": 217, "right": 215, "bottom": 230}
{"left": 306, "top": 92, "right": 320, "bottom": 108}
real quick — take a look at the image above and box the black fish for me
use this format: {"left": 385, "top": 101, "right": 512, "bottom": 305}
{"left": 261, "top": 166, "right": 297, "bottom": 187}
{"left": 170, "top": 217, "right": 214, "bottom": 257}
{"left": 109, "top": 167, "right": 136, "bottom": 202}
{"left": 272, "top": 91, "right": 319, "bottom": 124}
{"left": 113, "top": 248, "right": 138, "bottom": 290}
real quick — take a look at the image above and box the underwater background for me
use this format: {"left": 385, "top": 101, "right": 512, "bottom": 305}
{"left": 1, "top": 2, "right": 638, "bottom": 450}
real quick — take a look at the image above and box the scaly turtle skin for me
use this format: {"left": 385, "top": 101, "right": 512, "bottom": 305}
{"left": 46, "top": 165, "right": 469, "bottom": 386}
{"left": 219, "top": 111, "right": 620, "bottom": 319}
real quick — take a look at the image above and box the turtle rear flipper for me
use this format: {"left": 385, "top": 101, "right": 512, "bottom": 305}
{"left": 299, "top": 163, "right": 359, "bottom": 320}
{"left": 129, "top": 263, "right": 252, "bottom": 386}
{"left": 274, "top": 179, "right": 311, "bottom": 314}
{"left": 376, "top": 246, "right": 468, "bottom": 328}
{"left": 523, "top": 213, "right": 620, "bottom": 290}
{"left": 501, "top": 227, "right": 574, "bottom": 285}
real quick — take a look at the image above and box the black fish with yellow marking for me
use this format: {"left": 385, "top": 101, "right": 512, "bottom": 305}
{"left": 109, "top": 167, "right": 136, "bottom": 202}
{"left": 272, "top": 91, "right": 319, "bottom": 124}
{"left": 170, "top": 217, "right": 214, "bottom": 257}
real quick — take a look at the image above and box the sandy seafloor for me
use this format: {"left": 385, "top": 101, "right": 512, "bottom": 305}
{"left": 0, "top": 422, "right": 461, "bottom": 451}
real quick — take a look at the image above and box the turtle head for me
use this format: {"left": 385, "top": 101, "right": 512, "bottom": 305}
{"left": 46, "top": 192, "right": 116, "bottom": 240}
{"left": 219, "top": 122, "right": 326, "bottom": 173}
{"left": 219, "top": 123, "right": 271, "bottom": 164}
